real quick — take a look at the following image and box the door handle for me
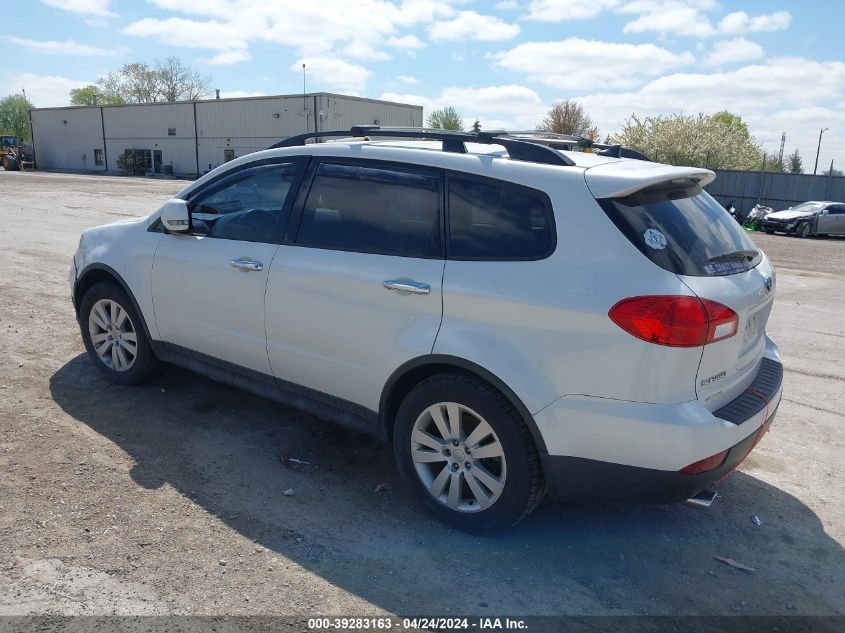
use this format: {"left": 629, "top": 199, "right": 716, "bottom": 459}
{"left": 230, "top": 258, "right": 264, "bottom": 272}
{"left": 383, "top": 279, "right": 430, "bottom": 295}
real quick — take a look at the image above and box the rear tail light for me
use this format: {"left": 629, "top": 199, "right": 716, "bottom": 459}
{"left": 680, "top": 449, "right": 729, "bottom": 475}
{"left": 609, "top": 296, "right": 738, "bottom": 347}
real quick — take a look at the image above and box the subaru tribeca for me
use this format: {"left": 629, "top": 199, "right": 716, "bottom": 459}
{"left": 70, "top": 127, "right": 783, "bottom": 533}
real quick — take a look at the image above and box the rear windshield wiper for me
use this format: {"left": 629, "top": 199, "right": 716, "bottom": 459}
{"left": 709, "top": 249, "right": 759, "bottom": 263}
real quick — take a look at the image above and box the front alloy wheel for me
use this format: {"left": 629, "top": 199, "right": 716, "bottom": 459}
{"left": 411, "top": 402, "right": 506, "bottom": 512}
{"left": 88, "top": 298, "right": 138, "bottom": 372}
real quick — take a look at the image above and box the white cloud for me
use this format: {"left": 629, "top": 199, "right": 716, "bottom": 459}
{"left": 617, "top": 2, "right": 792, "bottom": 39}
{"left": 129, "top": 1, "right": 457, "bottom": 66}
{"left": 429, "top": 11, "right": 520, "bottom": 42}
{"left": 295, "top": 56, "right": 372, "bottom": 95}
{"left": 398, "top": 75, "right": 420, "bottom": 85}
{"left": 342, "top": 41, "right": 392, "bottom": 61}
{"left": 704, "top": 38, "right": 764, "bottom": 68}
{"left": 208, "top": 50, "right": 252, "bottom": 65}
{"left": 492, "top": 38, "right": 694, "bottom": 90}
{"left": 40, "top": 0, "right": 116, "bottom": 17}
{"left": 123, "top": 17, "right": 248, "bottom": 51}
{"left": 381, "top": 84, "right": 547, "bottom": 130}
{"left": 7, "top": 73, "right": 88, "bottom": 108}
{"left": 577, "top": 57, "right": 845, "bottom": 167}
{"left": 217, "top": 90, "right": 266, "bottom": 99}
{"left": 524, "top": 0, "right": 619, "bottom": 21}
{"left": 719, "top": 11, "right": 792, "bottom": 35}
{"left": 386, "top": 34, "right": 426, "bottom": 49}
{"left": 3, "top": 37, "right": 119, "bottom": 57}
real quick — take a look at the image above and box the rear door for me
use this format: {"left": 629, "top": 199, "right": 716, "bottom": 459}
{"left": 817, "top": 204, "right": 845, "bottom": 234}
{"left": 265, "top": 160, "right": 445, "bottom": 411}
{"left": 593, "top": 174, "right": 775, "bottom": 411}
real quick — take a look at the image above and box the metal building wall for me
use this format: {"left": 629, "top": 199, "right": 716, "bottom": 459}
{"left": 29, "top": 107, "right": 105, "bottom": 172}
{"left": 29, "top": 93, "right": 423, "bottom": 177}
{"left": 103, "top": 102, "right": 196, "bottom": 174}
{"left": 706, "top": 169, "right": 845, "bottom": 214}
{"left": 195, "top": 96, "right": 312, "bottom": 173}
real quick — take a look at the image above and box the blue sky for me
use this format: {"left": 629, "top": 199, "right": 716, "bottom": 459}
{"left": 4, "top": 0, "right": 845, "bottom": 170}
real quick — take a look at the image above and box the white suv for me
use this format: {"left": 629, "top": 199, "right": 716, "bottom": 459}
{"left": 71, "top": 127, "right": 783, "bottom": 533}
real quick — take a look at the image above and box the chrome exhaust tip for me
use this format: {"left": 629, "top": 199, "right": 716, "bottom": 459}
{"left": 686, "top": 489, "right": 717, "bottom": 509}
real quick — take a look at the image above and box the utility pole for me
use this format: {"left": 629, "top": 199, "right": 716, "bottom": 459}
{"left": 813, "top": 127, "right": 829, "bottom": 175}
{"left": 778, "top": 132, "right": 785, "bottom": 166}
{"left": 302, "top": 63, "right": 306, "bottom": 96}
{"left": 827, "top": 160, "right": 835, "bottom": 199}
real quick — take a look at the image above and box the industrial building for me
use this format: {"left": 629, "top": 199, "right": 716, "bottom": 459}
{"left": 28, "top": 93, "right": 423, "bottom": 177}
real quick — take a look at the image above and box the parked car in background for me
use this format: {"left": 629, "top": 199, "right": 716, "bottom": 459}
{"left": 762, "top": 201, "right": 845, "bottom": 237}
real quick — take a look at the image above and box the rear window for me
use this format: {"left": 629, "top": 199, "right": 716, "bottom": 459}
{"left": 598, "top": 180, "right": 761, "bottom": 276}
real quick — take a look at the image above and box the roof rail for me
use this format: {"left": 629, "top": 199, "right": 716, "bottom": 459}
{"left": 268, "top": 126, "right": 576, "bottom": 167}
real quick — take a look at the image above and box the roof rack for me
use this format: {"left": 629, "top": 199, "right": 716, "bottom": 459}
{"left": 500, "top": 131, "right": 649, "bottom": 161}
{"left": 269, "top": 126, "right": 576, "bottom": 167}
{"left": 267, "top": 126, "right": 650, "bottom": 165}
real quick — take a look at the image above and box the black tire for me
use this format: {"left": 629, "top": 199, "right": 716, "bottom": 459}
{"left": 393, "top": 373, "right": 545, "bottom": 533}
{"left": 796, "top": 222, "right": 811, "bottom": 238}
{"left": 764, "top": 230, "right": 775, "bottom": 234}
{"left": 79, "top": 282, "right": 161, "bottom": 385}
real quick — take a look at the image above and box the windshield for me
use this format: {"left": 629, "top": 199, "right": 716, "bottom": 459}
{"left": 598, "top": 180, "right": 761, "bottom": 277}
{"left": 787, "top": 202, "right": 824, "bottom": 213}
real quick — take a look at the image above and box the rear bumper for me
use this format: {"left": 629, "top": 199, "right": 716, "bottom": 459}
{"left": 535, "top": 336, "right": 783, "bottom": 503}
{"left": 541, "top": 403, "right": 777, "bottom": 503}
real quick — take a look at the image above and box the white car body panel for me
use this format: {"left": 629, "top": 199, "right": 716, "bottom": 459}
{"left": 151, "top": 233, "right": 280, "bottom": 375}
{"left": 265, "top": 246, "right": 445, "bottom": 411}
{"left": 74, "top": 217, "right": 163, "bottom": 340}
{"left": 534, "top": 336, "right": 781, "bottom": 470}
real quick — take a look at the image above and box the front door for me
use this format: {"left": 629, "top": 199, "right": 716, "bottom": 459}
{"left": 817, "top": 204, "right": 845, "bottom": 234}
{"left": 265, "top": 160, "right": 445, "bottom": 411}
{"left": 152, "top": 160, "right": 303, "bottom": 374}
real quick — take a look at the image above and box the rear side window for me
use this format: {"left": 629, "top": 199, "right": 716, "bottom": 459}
{"left": 296, "top": 163, "right": 441, "bottom": 258}
{"left": 598, "top": 181, "right": 761, "bottom": 277}
{"left": 448, "top": 175, "right": 554, "bottom": 260}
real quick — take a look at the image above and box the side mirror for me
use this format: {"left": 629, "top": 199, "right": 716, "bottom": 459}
{"left": 160, "top": 199, "right": 190, "bottom": 233}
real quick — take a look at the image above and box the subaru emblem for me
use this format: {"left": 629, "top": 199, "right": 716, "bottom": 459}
{"left": 764, "top": 275, "right": 773, "bottom": 293}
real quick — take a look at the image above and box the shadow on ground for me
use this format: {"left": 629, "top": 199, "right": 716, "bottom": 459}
{"left": 49, "top": 354, "right": 845, "bottom": 616}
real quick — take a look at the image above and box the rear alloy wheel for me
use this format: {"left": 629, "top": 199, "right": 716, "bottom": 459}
{"left": 411, "top": 402, "right": 507, "bottom": 512}
{"left": 394, "top": 373, "right": 544, "bottom": 533}
{"left": 79, "top": 282, "right": 161, "bottom": 385}
{"left": 797, "top": 222, "right": 811, "bottom": 238}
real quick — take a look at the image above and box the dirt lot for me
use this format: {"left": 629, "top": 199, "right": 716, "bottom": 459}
{"left": 0, "top": 171, "right": 843, "bottom": 619}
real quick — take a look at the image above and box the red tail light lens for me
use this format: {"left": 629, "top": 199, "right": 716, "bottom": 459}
{"left": 609, "top": 296, "right": 738, "bottom": 348}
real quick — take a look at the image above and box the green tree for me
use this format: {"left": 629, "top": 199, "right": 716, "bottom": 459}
{"left": 609, "top": 112, "right": 762, "bottom": 170}
{"left": 711, "top": 111, "right": 751, "bottom": 140}
{"left": 537, "top": 100, "right": 597, "bottom": 138}
{"left": 69, "top": 84, "right": 125, "bottom": 106}
{"left": 823, "top": 166, "right": 844, "bottom": 177}
{"left": 0, "top": 93, "right": 33, "bottom": 142}
{"left": 426, "top": 106, "right": 464, "bottom": 131}
{"left": 471, "top": 118, "right": 481, "bottom": 133}
{"left": 94, "top": 58, "right": 210, "bottom": 104}
{"left": 760, "top": 151, "right": 785, "bottom": 173}
{"left": 787, "top": 149, "right": 803, "bottom": 174}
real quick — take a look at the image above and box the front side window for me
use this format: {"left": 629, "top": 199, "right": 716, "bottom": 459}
{"left": 189, "top": 163, "right": 298, "bottom": 243}
{"left": 447, "top": 175, "right": 555, "bottom": 260}
{"left": 296, "top": 163, "right": 441, "bottom": 258}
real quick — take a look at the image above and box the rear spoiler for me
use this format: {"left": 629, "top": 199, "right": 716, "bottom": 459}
{"left": 585, "top": 162, "right": 716, "bottom": 200}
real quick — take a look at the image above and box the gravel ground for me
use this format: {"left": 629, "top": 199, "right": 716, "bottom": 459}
{"left": 0, "top": 171, "right": 843, "bottom": 619}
